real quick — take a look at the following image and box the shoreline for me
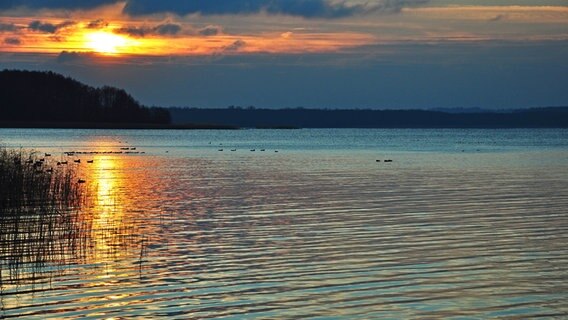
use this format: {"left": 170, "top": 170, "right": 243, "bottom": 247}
{"left": 2, "top": 122, "right": 568, "bottom": 130}
{"left": 0, "top": 121, "right": 239, "bottom": 130}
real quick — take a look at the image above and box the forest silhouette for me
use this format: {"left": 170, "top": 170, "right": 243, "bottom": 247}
{"left": 1, "top": 70, "right": 170, "bottom": 125}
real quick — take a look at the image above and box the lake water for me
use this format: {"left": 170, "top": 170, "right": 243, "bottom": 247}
{"left": 1, "top": 128, "right": 567, "bottom": 319}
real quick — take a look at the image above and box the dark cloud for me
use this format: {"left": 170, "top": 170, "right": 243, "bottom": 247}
{"left": 0, "top": 23, "right": 17, "bottom": 32}
{"left": 29, "top": 21, "right": 57, "bottom": 33}
{"left": 115, "top": 26, "right": 151, "bottom": 37}
{"left": 116, "top": 23, "right": 182, "bottom": 37}
{"left": 154, "top": 23, "right": 181, "bottom": 35}
{"left": 4, "top": 37, "right": 21, "bottom": 45}
{"left": 28, "top": 20, "right": 75, "bottom": 33}
{"left": 370, "top": 0, "right": 430, "bottom": 13}
{"left": 0, "top": 0, "right": 119, "bottom": 10}
{"left": 224, "top": 39, "right": 246, "bottom": 52}
{"left": 123, "top": 0, "right": 430, "bottom": 18}
{"left": 56, "top": 51, "right": 98, "bottom": 63}
{"left": 87, "top": 19, "right": 108, "bottom": 29}
{"left": 198, "top": 25, "right": 222, "bottom": 36}
{"left": 57, "top": 20, "right": 76, "bottom": 29}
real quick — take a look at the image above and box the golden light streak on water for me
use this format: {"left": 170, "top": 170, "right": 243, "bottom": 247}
{"left": 88, "top": 156, "right": 124, "bottom": 268}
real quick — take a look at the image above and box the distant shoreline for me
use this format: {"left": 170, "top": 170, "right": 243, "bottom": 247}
{"left": 3, "top": 121, "right": 568, "bottom": 130}
{"left": 0, "top": 122, "right": 239, "bottom": 130}
{"left": 170, "top": 107, "right": 568, "bottom": 129}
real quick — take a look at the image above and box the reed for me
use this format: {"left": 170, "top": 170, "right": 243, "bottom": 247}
{"left": 0, "top": 147, "right": 89, "bottom": 291}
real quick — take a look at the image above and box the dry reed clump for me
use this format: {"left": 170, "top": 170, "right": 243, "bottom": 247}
{"left": 0, "top": 147, "right": 90, "bottom": 290}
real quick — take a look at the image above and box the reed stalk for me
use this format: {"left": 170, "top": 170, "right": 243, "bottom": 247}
{"left": 0, "top": 147, "right": 88, "bottom": 290}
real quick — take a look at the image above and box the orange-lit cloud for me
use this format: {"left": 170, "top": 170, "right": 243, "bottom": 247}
{"left": 1, "top": 3, "right": 567, "bottom": 59}
{"left": 0, "top": 15, "right": 377, "bottom": 57}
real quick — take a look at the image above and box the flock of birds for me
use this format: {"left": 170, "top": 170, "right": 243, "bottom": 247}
{"left": 64, "top": 147, "right": 145, "bottom": 155}
{"left": 208, "top": 142, "right": 395, "bottom": 163}
{"left": 33, "top": 143, "right": 392, "bottom": 185}
{"left": 209, "top": 142, "right": 394, "bottom": 163}
{"left": 217, "top": 148, "right": 278, "bottom": 153}
{"left": 30, "top": 147, "right": 144, "bottom": 184}
{"left": 211, "top": 142, "right": 279, "bottom": 153}
{"left": 29, "top": 153, "right": 91, "bottom": 184}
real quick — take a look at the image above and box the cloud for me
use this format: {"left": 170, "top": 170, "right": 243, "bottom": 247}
{"left": 375, "top": 0, "right": 431, "bottom": 13}
{"left": 115, "top": 23, "right": 182, "bottom": 37}
{"left": 29, "top": 21, "right": 57, "bottom": 33}
{"left": 115, "top": 26, "right": 151, "bottom": 37}
{"left": 0, "top": 0, "right": 119, "bottom": 10}
{"left": 154, "top": 23, "right": 182, "bottom": 35}
{"left": 86, "top": 19, "right": 108, "bottom": 29}
{"left": 224, "top": 39, "right": 246, "bottom": 52}
{"left": 28, "top": 20, "right": 75, "bottom": 33}
{"left": 0, "top": 23, "right": 17, "bottom": 32}
{"left": 56, "top": 51, "right": 98, "bottom": 63}
{"left": 123, "top": 0, "right": 430, "bottom": 18}
{"left": 198, "top": 25, "right": 222, "bottom": 36}
{"left": 4, "top": 37, "right": 21, "bottom": 45}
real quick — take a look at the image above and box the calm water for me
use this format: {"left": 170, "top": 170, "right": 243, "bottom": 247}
{"left": 1, "top": 128, "right": 567, "bottom": 319}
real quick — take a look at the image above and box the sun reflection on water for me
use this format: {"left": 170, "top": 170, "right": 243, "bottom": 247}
{"left": 88, "top": 156, "right": 122, "bottom": 277}
{"left": 77, "top": 152, "right": 148, "bottom": 281}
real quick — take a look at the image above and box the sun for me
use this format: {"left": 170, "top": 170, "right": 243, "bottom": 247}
{"left": 85, "top": 31, "right": 129, "bottom": 54}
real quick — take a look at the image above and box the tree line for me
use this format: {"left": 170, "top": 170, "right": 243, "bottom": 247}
{"left": 0, "top": 70, "right": 170, "bottom": 124}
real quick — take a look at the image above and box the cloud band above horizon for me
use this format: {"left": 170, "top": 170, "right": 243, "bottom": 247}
{"left": 1, "top": 0, "right": 430, "bottom": 18}
{"left": 122, "top": 0, "right": 430, "bottom": 18}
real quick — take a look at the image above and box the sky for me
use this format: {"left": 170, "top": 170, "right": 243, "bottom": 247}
{"left": 1, "top": 0, "right": 567, "bottom": 109}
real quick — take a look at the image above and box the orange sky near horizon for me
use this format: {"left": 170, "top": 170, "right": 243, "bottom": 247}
{"left": 1, "top": 2, "right": 567, "bottom": 59}
{"left": 0, "top": 20, "right": 378, "bottom": 57}
{"left": 0, "top": 4, "right": 378, "bottom": 58}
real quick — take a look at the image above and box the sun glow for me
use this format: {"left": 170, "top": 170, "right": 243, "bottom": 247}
{"left": 85, "top": 31, "right": 130, "bottom": 54}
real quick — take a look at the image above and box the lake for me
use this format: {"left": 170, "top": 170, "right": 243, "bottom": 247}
{"left": 1, "top": 128, "right": 567, "bottom": 319}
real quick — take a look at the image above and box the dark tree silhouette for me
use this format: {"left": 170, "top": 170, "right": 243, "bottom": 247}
{"left": 0, "top": 70, "right": 170, "bottom": 124}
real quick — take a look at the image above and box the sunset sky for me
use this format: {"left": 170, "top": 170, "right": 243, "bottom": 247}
{"left": 1, "top": 0, "right": 567, "bottom": 109}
